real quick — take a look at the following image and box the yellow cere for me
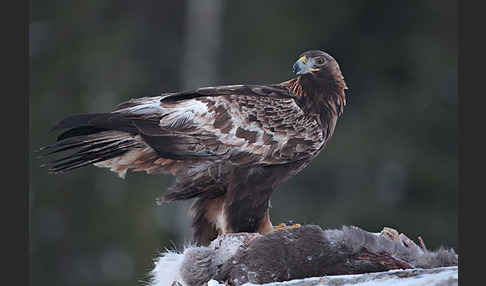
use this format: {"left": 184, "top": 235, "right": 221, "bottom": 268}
{"left": 299, "top": 55, "right": 307, "bottom": 64}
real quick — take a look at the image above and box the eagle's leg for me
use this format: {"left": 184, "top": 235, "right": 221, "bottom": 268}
{"left": 222, "top": 167, "right": 276, "bottom": 235}
{"left": 223, "top": 192, "right": 272, "bottom": 234}
{"left": 256, "top": 208, "right": 274, "bottom": 234}
{"left": 190, "top": 197, "right": 224, "bottom": 246}
{"left": 222, "top": 162, "right": 307, "bottom": 236}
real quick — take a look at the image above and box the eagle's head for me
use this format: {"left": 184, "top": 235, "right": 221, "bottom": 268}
{"left": 288, "top": 50, "right": 347, "bottom": 115}
{"left": 292, "top": 50, "right": 344, "bottom": 83}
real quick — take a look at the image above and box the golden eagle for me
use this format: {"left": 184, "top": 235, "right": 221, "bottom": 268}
{"left": 41, "top": 50, "right": 348, "bottom": 245}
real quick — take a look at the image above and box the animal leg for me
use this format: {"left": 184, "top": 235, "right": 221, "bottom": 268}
{"left": 190, "top": 197, "right": 225, "bottom": 246}
{"left": 256, "top": 208, "right": 274, "bottom": 234}
{"left": 223, "top": 167, "right": 274, "bottom": 234}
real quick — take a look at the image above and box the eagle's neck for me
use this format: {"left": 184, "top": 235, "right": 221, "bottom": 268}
{"left": 281, "top": 74, "right": 347, "bottom": 119}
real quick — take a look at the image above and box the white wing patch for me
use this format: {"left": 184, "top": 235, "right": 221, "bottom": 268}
{"left": 161, "top": 100, "right": 209, "bottom": 129}
{"left": 113, "top": 96, "right": 164, "bottom": 115}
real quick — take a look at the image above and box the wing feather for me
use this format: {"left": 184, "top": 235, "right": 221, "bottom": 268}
{"left": 43, "top": 84, "right": 326, "bottom": 185}
{"left": 114, "top": 85, "right": 324, "bottom": 166}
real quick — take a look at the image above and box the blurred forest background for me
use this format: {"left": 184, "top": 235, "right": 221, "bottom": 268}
{"left": 29, "top": 1, "right": 457, "bottom": 285}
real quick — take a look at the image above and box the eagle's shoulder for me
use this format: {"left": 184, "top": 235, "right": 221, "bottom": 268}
{"left": 158, "top": 83, "right": 295, "bottom": 103}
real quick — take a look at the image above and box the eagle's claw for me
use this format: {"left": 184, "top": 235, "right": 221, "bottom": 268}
{"left": 273, "top": 221, "right": 302, "bottom": 231}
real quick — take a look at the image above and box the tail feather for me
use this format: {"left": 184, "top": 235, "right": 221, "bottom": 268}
{"left": 41, "top": 137, "right": 109, "bottom": 155}
{"left": 50, "top": 113, "right": 114, "bottom": 132}
{"left": 40, "top": 112, "right": 148, "bottom": 174}
{"left": 47, "top": 148, "right": 129, "bottom": 174}
{"left": 56, "top": 126, "right": 110, "bottom": 141}
{"left": 41, "top": 133, "right": 142, "bottom": 174}
{"left": 41, "top": 110, "right": 228, "bottom": 195}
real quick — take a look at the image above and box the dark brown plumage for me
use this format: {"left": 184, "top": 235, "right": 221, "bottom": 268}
{"left": 40, "top": 50, "right": 348, "bottom": 245}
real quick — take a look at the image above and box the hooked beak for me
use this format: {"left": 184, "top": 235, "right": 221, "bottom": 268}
{"left": 293, "top": 55, "right": 311, "bottom": 75}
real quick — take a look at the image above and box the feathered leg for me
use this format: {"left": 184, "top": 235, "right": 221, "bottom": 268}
{"left": 190, "top": 197, "right": 224, "bottom": 246}
{"left": 256, "top": 208, "right": 273, "bottom": 234}
{"left": 223, "top": 167, "right": 274, "bottom": 234}
{"left": 223, "top": 162, "right": 308, "bottom": 235}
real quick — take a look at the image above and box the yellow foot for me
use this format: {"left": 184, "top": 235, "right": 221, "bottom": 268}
{"left": 273, "top": 221, "right": 302, "bottom": 231}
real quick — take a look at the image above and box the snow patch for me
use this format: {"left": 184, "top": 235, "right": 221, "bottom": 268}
{"left": 238, "top": 266, "right": 458, "bottom": 286}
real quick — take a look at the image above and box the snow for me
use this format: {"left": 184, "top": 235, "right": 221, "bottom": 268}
{"left": 223, "top": 266, "right": 458, "bottom": 286}
{"left": 208, "top": 280, "right": 223, "bottom": 286}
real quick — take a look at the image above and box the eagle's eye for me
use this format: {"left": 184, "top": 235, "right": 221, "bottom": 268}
{"left": 314, "top": 56, "right": 325, "bottom": 65}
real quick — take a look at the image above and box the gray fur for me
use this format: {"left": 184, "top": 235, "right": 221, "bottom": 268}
{"left": 414, "top": 247, "right": 458, "bottom": 268}
{"left": 179, "top": 247, "right": 217, "bottom": 286}
{"left": 208, "top": 233, "right": 253, "bottom": 266}
{"left": 178, "top": 225, "right": 458, "bottom": 285}
{"left": 329, "top": 226, "right": 457, "bottom": 268}
{"left": 179, "top": 233, "right": 257, "bottom": 285}
{"left": 334, "top": 226, "right": 423, "bottom": 264}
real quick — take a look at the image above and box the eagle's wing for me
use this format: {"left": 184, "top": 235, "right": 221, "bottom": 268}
{"left": 116, "top": 84, "right": 324, "bottom": 164}
{"left": 42, "top": 84, "right": 325, "bottom": 191}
